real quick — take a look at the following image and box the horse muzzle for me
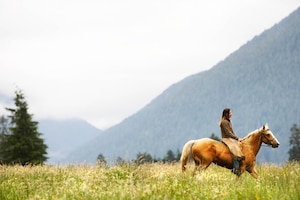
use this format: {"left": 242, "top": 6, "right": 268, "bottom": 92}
{"left": 272, "top": 143, "right": 280, "bottom": 148}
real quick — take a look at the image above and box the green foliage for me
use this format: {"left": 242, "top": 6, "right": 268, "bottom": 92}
{"left": 162, "top": 149, "right": 181, "bottom": 162}
{"left": 0, "top": 116, "right": 9, "bottom": 161}
{"left": 96, "top": 153, "right": 107, "bottom": 166}
{"left": 115, "top": 156, "right": 127, "bottom": 166}
{"left": 134, "top": 152, "right": 154, "bottom": 164}
{"left": 0, "top": 116, "right": 9, "bottom": 134}
{"left": 108, "top": 149, "right": 182, "bottom": 165}
{"left": 163, "top": 149, "right": 176, "bottom": 162}
{"left": 209, "top": 133, "right": 221, "bottom": 141}
{"left": 0, "top": 162, "right": 299, "bottom": 199}
{"left": 0, "top": 89, "right": 47, "bottom": 165}
{"left": 288, "top": 124, "right": 300, "bottom": 161}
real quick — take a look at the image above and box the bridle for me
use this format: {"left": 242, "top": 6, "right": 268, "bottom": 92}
{"left": 240, "top": 128, "right": 278, "bottom": 148}
{"left": 260, "top": 129, "right": 276, "bottom": 147}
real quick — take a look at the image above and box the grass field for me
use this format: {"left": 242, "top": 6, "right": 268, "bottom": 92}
{"left": 0, "top": 162, "right": 299, "bottom": 200}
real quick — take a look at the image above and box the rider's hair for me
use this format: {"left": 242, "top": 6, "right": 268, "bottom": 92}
{"left": 219, "top": 108, "right": 231, "bottom": 125}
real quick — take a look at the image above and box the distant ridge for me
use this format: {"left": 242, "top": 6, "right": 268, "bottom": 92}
{"left": 66, "top": 7, "right": 300, "bottom": 164}
{"left": 39, "top": 119, "right": 102, "bottom": 164}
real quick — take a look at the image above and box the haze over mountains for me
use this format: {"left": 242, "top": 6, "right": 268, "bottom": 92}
{"left": 54, "top": 7, "right": 300, "bottom": 165}
{"left": 38, "top": 119, "right": 102, "bottom": 163}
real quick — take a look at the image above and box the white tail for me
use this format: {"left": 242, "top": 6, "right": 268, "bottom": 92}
{"left": 180, "top": 140, "right": 195, "bottom": 172}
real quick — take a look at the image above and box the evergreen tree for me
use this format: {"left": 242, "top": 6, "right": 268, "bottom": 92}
{"left": 0, "top": 89, "right": 48, "bottom": 165}
{"left": 288, "top": 124, "right": 300, "bottom": 161}
{"left": 115, "top": 156, "right": 126, "bottom": 166}
{"left": 135, "top": 152, "right": 153, "bottom": 164}
{"left": 163, "top": 149, "right": 176, "bottom": 162}
{"left": 176, "top": 149, "right": 181, "bottom": 161}
{"left": 0, "top": 115, "right": 9, "bottom": 135}
{"left": 0, "top": 115, "right": 9, "bottom": 161}
{"left": 97, "top": 153, "right": 107, "bottom": 165}
{"left": 210, "top": 133, "right": 221, "bottom": 141}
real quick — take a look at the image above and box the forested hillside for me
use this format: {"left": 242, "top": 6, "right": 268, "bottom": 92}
{"left": 66, "top": 7, "right": 300, "bottom": 164}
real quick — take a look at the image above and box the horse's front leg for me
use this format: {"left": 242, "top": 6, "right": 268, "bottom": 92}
{"left": 237, "top": 162, "right": 247, "bottom": 178}
{"left": 246, "top": 166, "right": 259, "bottom": 179}
{"left": 246, "top": 160, "right": 260, "bottom": 179}
{"left": 249, "top": 169, "right": 259, "bottom": 179}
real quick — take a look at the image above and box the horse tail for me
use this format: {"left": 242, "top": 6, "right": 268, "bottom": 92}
{"left": 180, "top": 140, "right": 195, "bottom": 172}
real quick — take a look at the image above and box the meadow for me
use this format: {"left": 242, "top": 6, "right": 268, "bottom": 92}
{"left": 0, "top": 162, "right": 299, "bottom": 200}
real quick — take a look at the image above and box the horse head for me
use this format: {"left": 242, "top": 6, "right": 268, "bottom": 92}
{"left": 260, "top": 123, "right": 280, "bottom": 148}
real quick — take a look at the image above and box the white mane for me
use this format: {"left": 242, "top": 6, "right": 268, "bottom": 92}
{"left": 242, "top": 128, "right": 260, "bottom": 140}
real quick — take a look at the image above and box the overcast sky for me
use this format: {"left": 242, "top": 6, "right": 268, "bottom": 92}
{"left": 1, "top": 0, "right": 299, "bottom": 129}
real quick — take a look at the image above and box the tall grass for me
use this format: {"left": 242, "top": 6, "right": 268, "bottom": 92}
{"left": 0, "top": 162, "right": 299, "bottom": 199}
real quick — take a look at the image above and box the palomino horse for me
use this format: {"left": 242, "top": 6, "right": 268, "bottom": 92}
{"left": 180, "top": 123, "right": 280, "bottom": 178}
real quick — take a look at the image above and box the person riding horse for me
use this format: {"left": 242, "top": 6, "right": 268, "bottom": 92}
{"left": 220, "top": 108, "right": 245, "bottom": 175}
{"left": 181, "top": 123, "right": 279, "bottom": 178}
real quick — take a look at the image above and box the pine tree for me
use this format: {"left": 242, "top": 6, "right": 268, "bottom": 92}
{"left": 163, "top": 149, "right": 176, "bottom": 162}
{"left": 210, "top": 133, "right": 221, "bottom": 141}
{"left": 97, "top": 153, "right": 107, "bottom": 165}
{"left": 0, "top": 115, "right": 9, "bottom": 135}
{"left": 0, "top": 115, "right": 9, "bottom": 161}
{"left": 0, "top": 89, "right": 48, "bottom": 165}
{"left": 135, "top": 152, "right": 153, "bottom": 164}
{"left": 288, "top": 124, "right": 300, "bottom": 162}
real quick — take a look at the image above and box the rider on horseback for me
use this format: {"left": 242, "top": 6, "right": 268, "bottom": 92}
{"left": 220, "top": 108, "right": 245, "bottom": 175}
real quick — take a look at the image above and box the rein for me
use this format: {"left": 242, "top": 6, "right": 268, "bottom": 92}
{"left": 240, "top": 129, "right": 273, "bottom": 148}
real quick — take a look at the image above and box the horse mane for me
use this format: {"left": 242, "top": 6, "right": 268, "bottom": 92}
{"left": 242, "top": 128, "right": 260, "bottom": 140}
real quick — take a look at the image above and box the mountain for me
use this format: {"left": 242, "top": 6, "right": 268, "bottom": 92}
{"left": 66, "top": 7, "right": 300, "bottom": 164}
{"left": 38, "top": 119, "right": 102, "bottom": 164}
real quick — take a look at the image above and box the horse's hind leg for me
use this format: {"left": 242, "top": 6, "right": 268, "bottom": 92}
{"left": 181, "top": 155, "right": 189, "bottom": 172}
{"left": 193, "top": 159, "right": 211, "bottom": 175}
{"left": 193, "top": 160, "right": 200, "bottom": 174}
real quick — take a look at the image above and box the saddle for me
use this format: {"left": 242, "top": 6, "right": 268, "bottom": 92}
{"left": 222, "top": 138, "right": 245, "bottom": 160}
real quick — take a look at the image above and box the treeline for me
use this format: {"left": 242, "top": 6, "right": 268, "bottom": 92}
{"left": 1, "top": 89, "right": 300, "bottom": 166}
{"left": 97, "top": 134, "right": 221, "bottom": 166}
{"left": 97, "top": 125, "right": 300, "bottom": 166}
{"left": 97, "top": 149, "right": 182, "bottom": 166}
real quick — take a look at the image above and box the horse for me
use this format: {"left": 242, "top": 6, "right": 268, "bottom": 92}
{"left": 180, "top": 123, "right": 280, "bottom": 178}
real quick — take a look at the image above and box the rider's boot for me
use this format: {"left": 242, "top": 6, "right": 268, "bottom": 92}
{"left": 232, "top": 157, "right": 241, "bottom": 176}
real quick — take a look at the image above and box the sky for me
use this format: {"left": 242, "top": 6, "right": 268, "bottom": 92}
{"left": 1, "top": 0, "right": 300, "bottom": 130}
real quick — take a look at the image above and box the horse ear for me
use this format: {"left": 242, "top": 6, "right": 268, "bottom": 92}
{"left": 263, "top": 123, "right": 268, "bottom": 130}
